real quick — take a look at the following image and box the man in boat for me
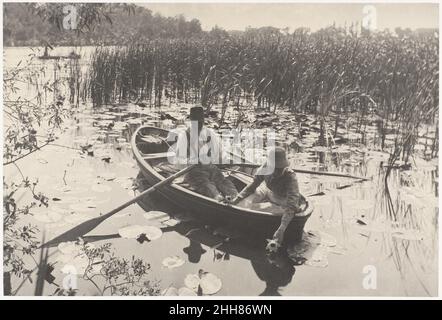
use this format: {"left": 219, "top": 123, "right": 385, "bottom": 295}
{"left": 231, "top": 147, "right": 306, "bottom": 249}
{"left": 174, "top": 105, "right": 238, "bottom": 201}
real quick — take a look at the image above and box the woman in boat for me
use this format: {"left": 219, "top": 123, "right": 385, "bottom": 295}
{"left": 231, "top": 147, "right": 306, "bottom": 249}
{"left": 176, "top": 105, "right": 238, "bottom": 201}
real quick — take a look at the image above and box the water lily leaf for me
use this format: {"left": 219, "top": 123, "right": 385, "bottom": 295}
{"left": 143, "top": 226, "right": 163, "bottom": 240}
{"left": 100, "top": 172, "right": 116, "bottom": 181}
{"left": 199, "top": 272, "right": 222, "bottom": 295}
{"left": 184, "top": 274, "right": 200, "bottom": 291}
{"left": 184, "top": 271, "right": 222, "bottom": 295}
{"left": 118, "top": 225, "right": 163, "bottom": 240}
{"left": 118, "top": 225, "right": 146, "bottom": 239}
{"left": 144, "top": 210, "right": 170, "bottom": 222}
{"left": 178, "top": 287, "right": 197, "bottom": 296}
{"left": 162, "top": 218, "right": 180, "bottom": 227}
{"left": 162, "top": 287, "right": 178, "bottom": 296}
{"left": 162, "top": 256, "right": 185, "bottom": 269}
{"left": 60, "top": 255, "right": 89, "bottom": 275}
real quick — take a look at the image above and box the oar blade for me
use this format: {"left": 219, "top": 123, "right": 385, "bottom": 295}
{"left": 41, "top": 215, "right": 108, "bottom": 248}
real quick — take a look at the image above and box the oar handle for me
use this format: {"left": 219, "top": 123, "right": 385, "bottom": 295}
{"left": 226, "top": 155, "right": 370, "bottom": 181}
{"left": 101, "top": 163, "right": 198, "bottom": 219}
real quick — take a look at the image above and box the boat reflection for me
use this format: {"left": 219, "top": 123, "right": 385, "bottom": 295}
{"left": 137, "top": 179, "right": 301, "bottom": 296}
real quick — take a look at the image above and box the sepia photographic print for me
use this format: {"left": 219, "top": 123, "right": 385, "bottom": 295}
{"left": 1, "top": 1, "right": 439, "bottom": 299}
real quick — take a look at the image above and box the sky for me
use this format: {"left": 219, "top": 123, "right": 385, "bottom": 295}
{"left": 141, "top": 2, "right": 439, "bottom": 32}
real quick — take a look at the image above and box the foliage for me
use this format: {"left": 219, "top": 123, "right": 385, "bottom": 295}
{"left": 79, "top": 241, "right": 160, "bottom": 296}
{"left": 3, "top": 3, "right": 203, "bottom": 46}
{"left": 3, "top": 42, "right": 80, "bottom": 295}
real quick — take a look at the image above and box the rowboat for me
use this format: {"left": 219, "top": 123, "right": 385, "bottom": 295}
{"left": 131, "top": 126, "right": 313, "bottom": 244}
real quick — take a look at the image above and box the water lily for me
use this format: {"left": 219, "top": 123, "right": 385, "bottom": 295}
{"left": 184, "top": 270, "right": 222, "bottom": 295}
{"left": 162, "top": 256, "right": 185, "bottom": 269}
{"left": 118, "top": 225, "right": 163, "bottom": 240}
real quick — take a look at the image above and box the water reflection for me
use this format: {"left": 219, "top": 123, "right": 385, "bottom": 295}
{"left": 183, "top": 240, "right": 207, "bottom": 264}
{"left": 138, "top": 184, "right": 301, "bottom": 295}
{"left": 252, "top": 253, "right": 296, "bottom": 296}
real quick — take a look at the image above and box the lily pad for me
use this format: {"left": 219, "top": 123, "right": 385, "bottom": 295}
{"left": 161, "top": 219, "right": 181, "bottom": 227}
{"left": 162, "top": 256, "right": 185, "bottom": 269}
{"left": 143, "top": 211, "right": 170, "bottom": 222}
{"left": 60, "top": 255, "right": 89, "bottom": 275}
{"left": 143, "top": 226, "right": 163, "bottom": 240}
{"left": 118, "top": 225, "right": 146, "bottom": 239}
{"left": 178, "top": 287, "right": 197, "bottom": 296}
{"left": 118, "top": 225, "right": 163, "bottom": 241}
{"left": 184, "top": 274, "right": 201, "bottom": 292}
{"left": 199, "top": 272, "right": 222, "bottom": 295}
{"left": 184, "top": 270, "right": 222, "bottom": 295}
{"left": 100, "top": 172, "right": 117, "bottom": 181}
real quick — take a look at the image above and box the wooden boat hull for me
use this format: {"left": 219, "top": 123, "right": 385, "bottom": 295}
{"left": 132, "top": 126, "right": 313, "bottom": 244}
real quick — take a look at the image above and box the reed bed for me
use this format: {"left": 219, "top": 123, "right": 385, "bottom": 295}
{"left": 84, "top": 27, "right": 439, "bottom": 156}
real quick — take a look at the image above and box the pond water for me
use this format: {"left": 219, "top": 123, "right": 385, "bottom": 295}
{"left": 3, "top": 47, "right": 438, "bottom": 296}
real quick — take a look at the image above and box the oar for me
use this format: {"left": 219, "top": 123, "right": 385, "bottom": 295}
{"left": 227, "top": 150, "right": 370, "bottom": 181}
{"left": 42, "top": 164, "right": 198, "bottom": 248}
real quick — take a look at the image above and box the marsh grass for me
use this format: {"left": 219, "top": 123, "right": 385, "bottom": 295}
{"left": 85, "top": 28, "right": 438, "bottom": 161}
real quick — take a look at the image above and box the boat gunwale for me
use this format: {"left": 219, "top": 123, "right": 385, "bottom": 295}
{"left": 131, "top": 125, "right": 312, "bottom": 220}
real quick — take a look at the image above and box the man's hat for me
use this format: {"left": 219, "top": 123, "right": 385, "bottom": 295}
{"left": 189, "top": 105, "right": 204, "bottom": 121}
{"left": 267, "top": 147, "right": 289, "bottom": 169}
